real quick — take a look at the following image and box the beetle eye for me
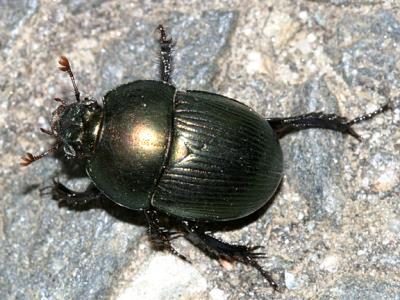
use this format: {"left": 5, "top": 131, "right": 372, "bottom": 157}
{"left": 84, "top": 100, "right": 97, "bottom": 111}
{"left": 63, "top": 144, "right": 76, "bottom": 157}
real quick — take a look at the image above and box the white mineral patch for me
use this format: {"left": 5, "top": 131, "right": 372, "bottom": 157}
{"left": 117, "top": 254, "right": 207, "bottom": 300}
{"left": 285, "top": 271, "right": 299, "bottom": 290}
{"left": 320, "top": 255, "right": 339, "bottom": 273}
{"left": 210, "top": 287, "right": 227, "bottom": 300}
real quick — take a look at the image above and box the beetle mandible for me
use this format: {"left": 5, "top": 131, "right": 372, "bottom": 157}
{"left": 21, "top": 25, "right": 393, "bottom": 290}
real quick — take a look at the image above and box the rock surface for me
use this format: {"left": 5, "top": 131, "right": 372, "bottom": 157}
{"left": 1, "top": 1, "right": 399, "bottom": 299}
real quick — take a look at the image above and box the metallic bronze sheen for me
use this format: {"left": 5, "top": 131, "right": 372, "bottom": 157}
{"left": 86, "top": 80, "right": 175, "bottom": 210}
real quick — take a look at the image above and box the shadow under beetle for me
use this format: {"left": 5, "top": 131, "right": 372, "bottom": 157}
{"left": 22, "top": 25, "right": 393, "bottom": 290}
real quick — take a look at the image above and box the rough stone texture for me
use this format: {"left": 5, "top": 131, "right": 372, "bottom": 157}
{"left": 1, "top": 1, "right": 399, "bottom": 299}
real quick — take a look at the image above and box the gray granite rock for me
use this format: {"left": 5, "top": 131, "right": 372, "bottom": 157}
{"left": 1, "top": 1, "right": 399, "bottom": 299}
{"left": 320, "top": 277, "right": 400, "bottom": 300}
{"left": 284, "top": 76, "right": 346, "bottom": 225}
{"left": 309, "top": 0, "right": 378, "bottom": 5}
{"left": 0, "top": 0, "right": 38, "bottom": 52}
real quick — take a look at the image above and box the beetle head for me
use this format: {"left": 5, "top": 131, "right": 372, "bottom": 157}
{"left": 51, "top": 98, "right": 102, "bottom": 158}
{"left": 21, "top": 56, "right": 102, "bottom": 166}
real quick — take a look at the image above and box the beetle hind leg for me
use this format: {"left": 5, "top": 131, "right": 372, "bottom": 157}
{"left": 156, "top": 24, "right": 174, "bottom": 83}
{"left": 183, "top": 223, "right": 279, "bottom": 291}
{"left": 144, "top": 209, "right": 190, "bottom": 262}
{"left": 267, "top": 101, "right": 392, "bottom": 140}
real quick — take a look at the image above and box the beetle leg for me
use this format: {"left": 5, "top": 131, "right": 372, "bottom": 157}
{"left": 47, "top": 178, "right": 103, "bottom": 209}
{"left": 183, "top": 222, "right": 280, "bottom": 291}
{"left": 267, "top": 101, "right": 392, "bottom": 140}
{"left": 144, "top": 209, "right": 190, "bottom": 262}
{"left": 156, "top": 24, "right": 174, "bottom": 83}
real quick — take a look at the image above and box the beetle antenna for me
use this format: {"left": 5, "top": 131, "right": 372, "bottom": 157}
{"left": 58, "top": 56, "right": 80, "bottom": 102}
{"left": 20, "top": 143, "right": 59, "bottom": 166}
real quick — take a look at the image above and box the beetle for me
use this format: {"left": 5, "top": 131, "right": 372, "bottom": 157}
{"left": 22, "top": 25, "right": 393, "bottom": 290}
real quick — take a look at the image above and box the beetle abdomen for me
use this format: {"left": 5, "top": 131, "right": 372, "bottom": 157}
{"left": 152, "top": 91, "right": 283, "bottom": 221}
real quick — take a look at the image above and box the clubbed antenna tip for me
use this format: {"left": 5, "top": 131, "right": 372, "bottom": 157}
{"left": 20, "top": 144, "right": 59, "bottom": 167}
{"left": 58, "top": 55, "right": 80, "bottom": 102}
{"left": 58, "top": 55, "right": 71, "bottom": 72}
{"left": 20, "top": 152, "right": 37, "bottom": 166}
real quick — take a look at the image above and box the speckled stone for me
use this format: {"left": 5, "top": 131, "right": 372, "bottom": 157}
{"left": 1, "top": 1, "right": 399, "bottom": 299}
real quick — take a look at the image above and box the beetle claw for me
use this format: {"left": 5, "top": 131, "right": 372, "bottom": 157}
{"left": 346, "top": 127, "right": 362, "bottom": 141}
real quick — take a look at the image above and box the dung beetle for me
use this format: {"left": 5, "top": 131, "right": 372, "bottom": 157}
{"left": 22, "top": 25, "right": 393, "bottom": 290}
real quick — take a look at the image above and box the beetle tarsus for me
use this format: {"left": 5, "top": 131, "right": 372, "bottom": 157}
{"left": 347, "top": 101, "right": 392, "bottom": 126}
{"left": 156, "top": 24, "right": 174, "bottom": 83}
{"left": 183, "top": 223, "right": 279, "bottom": 290}
{"left": 144, "top": 209, "right": 190, "bottom": 263}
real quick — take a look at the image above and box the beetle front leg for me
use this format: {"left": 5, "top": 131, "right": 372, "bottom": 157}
{"left": 156, "top": 24, "right": 174, "bottom": 83}
{"left": 45, "top": 179, "right": 103, "bottom": 209}
{"left": 183, "top": 222, "right": 280, "bottom": 291}
{"left": 144, "top": 209, "right": 189, "bottom": 262}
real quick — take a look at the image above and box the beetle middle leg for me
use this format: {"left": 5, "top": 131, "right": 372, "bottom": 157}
{"left": 183, "top": 222, "right": 279, "bottom": 291}
{"left": 267, "top": 101, "right": 392, "bottom": 140}
{"left": 44, "top": 179, "right": 103, "bottom": 209}
{"left": 156, "top": 24, "right": 174, "bottom": 83}
{"left": 144, "top": 209, "right": 189, "bottom": 262}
